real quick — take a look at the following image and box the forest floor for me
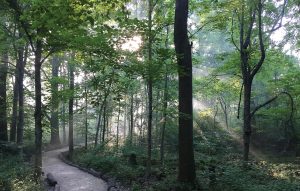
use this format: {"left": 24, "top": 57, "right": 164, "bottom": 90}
{"left": 42, "top": 148, "right": 107, "bottom": 191}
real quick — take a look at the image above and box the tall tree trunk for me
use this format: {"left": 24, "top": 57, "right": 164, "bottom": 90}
{"left": 50, "top": 56, "right": 61, "bottom": 145}
{"left": 61, "top": 64, "right": 67, "bottom": 145}
{"left": 10, "top": 65, "right": 19, "bottom": 142}
{"left": 17, "top": 45, "right": 27, "bottom": 145}
{"left": 0, "top": 52, "right": 8, "bottom": 141}
{"left": 243, "top": 81, "right": 252, "bottom": 161}
{"left": 146, "top": 0, "right": 153, "bottom": 177}
{"left": 34, "top": 40, "right": 43, "bottom": 178}
{"left": 237, "top": 0, "right": 267, "bottom": 161}
{"left": 68, "top": 59, "right": 75, "bottom": 159}
{"left": 160, "top": 70, "right": 168, "bottom": 165}
{"left": 160, "top": 26, "right": 170, "bottom": 165}
{"left": 174, "top": 0, "right": 196, "bottom": 184}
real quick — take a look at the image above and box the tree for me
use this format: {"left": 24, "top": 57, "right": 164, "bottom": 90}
{"left": 5, "top": 0, "right": 97, "bottom": 177}
{"left": 174, "top": 0, "right": 196, "bottom": 185}
{"left": 0, "top": 51, "right": 8, "bottom": 141}
{"left": 234, "top": 0, "right": 287, "bottom": 161}
{"left": 146, "top": 0, "right": 154, "bottom": 177}
{"left": 16, "top": 41, "right": 28, "bottom": 145}
{"left": 68, "top": 55, "right": 75, "bottom": 159}
{"left": 50, "top": 55, "right": 61, "bottom": 145}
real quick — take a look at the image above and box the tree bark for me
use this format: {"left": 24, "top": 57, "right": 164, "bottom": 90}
{"left": 68, "top": 59, "right": 74, "bottom": 159}
{"left": 243, "top": 81, "right": 252, "bottom": 161}
{"left": 160, "top": 69, "right": 168, "bottom": 165}
{"left": 0, "top": 52, "right": 8, "bottom": 141}
{"left": 62, "top": 101, "right": 67, "bottom": 144}
{"left": 146, "top": 0, "right": 153, "bottom": 177}
{"left": 34, "top": 40, "right": 43, "bottom": 178}
{"left": 174, "top": 0, "right": 196, "bottom": 184}
{"left": 85, "top": 85, "right": 88, "bottom": 149}
{"left": 102, "top": 101, "right": 107, "bottom": 143}
{"left": 10, "top": 62, "right": 19, "bottom": 142}
{"left": 94, "top": 103, "right": 103, "bottom": 146}
{"left": 160, "top": 26, "right": 170, "bottom": 165}
{"left": 130, "top": 91, "right": 134, "bottom": 145}
{"left": 238, "top": 0, "right": 266, "bottom": 161}
{"left": 50, "top": 56, "right": 61, "bottom": 145}
{"left": 61, "top": 63, "right": 67, "bottom": 145}
{"left": 16, "top": 45, "right": 27, "bottom": 145}
{"left": 116, "top": 100, "right": 121, "bottom": 148}
{"left": 219, "top": 97, "right": 229, "bottom": 129}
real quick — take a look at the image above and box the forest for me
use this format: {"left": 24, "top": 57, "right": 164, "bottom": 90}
{"left": 0, "top": 0, "right": 299, "bottom": 190}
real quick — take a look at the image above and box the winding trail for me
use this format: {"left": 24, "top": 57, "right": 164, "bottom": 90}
{"left": 42, "top": 148, "right": 108, "bottom": 191}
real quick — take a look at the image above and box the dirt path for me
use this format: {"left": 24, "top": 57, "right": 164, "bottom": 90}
{"left": 42, "top": 148, "right": 108, "bottom": 191}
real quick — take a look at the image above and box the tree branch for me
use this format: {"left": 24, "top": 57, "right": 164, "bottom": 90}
{"left": 243, "top": 8, "right": 256, "bottom": 49}
{"left": 251, "top": 95, "right": 278, "bottom": 117}
{"left": 267, "top": 0, "right": 288, "bottom": 34}
{"left": 188, "top": 21, "right": 210, "bottom": 39}
{"left": 250, "top": 1, "right": 265, "bottom": 79}
{"left": 231, "top": 11, "right": 240, "bottom": 51}
{"left": 251, "top": 91, "right": 294, "bottom": 118}
{"left": 5, "top": 0, "right": 36, "bottom": 52}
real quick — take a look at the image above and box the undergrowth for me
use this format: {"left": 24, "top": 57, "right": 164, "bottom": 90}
{"left": 0, "top": 144, "right": 44, "bottom": 191}
{"left": 71, "top": 116, "right": 300, "bottom": 190}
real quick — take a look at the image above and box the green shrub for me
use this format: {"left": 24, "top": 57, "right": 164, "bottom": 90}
{"left": 0, "top": 152, "right": 44, "bottom": 191}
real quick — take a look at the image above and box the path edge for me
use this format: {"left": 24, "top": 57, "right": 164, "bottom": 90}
{"left": 58, "top": 151, "right": 128, "bottom": 191}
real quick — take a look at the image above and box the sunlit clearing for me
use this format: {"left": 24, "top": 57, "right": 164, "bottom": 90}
{"left": 121, "top": 36, "right": 142, "bottom": 52}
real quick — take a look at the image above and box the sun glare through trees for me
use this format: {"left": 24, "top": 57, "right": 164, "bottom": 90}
{"left": 0, "top": 0, "right": 299, "bottom": 190}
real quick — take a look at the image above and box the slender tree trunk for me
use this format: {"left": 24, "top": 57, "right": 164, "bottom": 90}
{"left": 62, "top": 101, "right": 67, "bottom": 144}
{"left": 85, "top": 86, "right": 88, "bottom": 149}
{"left": 0, "top": 52, "right": 8, "bottom": 141}
{"left": 116, "top": 100, "right": 121, "bottom": 148}
{"left": 50, "top": 56, "right": 61, "bottom": 145}
{"left": 238, "top": 0, "right": 266, "bottom": 161}
{"left": 154, "top": 90, "right": 160, "bottom": 147}
{"left": 106, "top": 115, "right": 109, "bottom": 138}
{"left": 140, "top": 88, "right": 144, "bottom": 139}
{"left": 102, "top": 101, "right": 107, "bottom": 143}
{"left": 219, "top": 97, "right": 229, "bottom": 129}
{"left": 124, "top": 96, "right": 127, "bottom": 140}
{"left": 61, "top": 64, "right": 67, "bottom": 145}
{"left": 160, "top": 71, "right": 168, "bottom": 165}
{"left": 130, "top": 91, "right": 134, "bottom": 145}
{"left": 174, "top": 0, "right": 196, "bottom": 184}
{"left": 160, "top": 26, "right": 170, "bottom": 165}
{"left": 95, "top": 103, "right": 103, "bottom": 146}
{"left": 68, "top": 59, "right": 75, "bottom": 159}
{"left": 34, "top": 40, "right": 43, "bottom": 178}
{"left": 213, "top": 104, "right": 218, "bottom": 128}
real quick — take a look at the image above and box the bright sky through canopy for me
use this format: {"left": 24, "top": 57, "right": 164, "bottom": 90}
{"left": 121, "top": 36, "right": 142, "bottom": 52}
